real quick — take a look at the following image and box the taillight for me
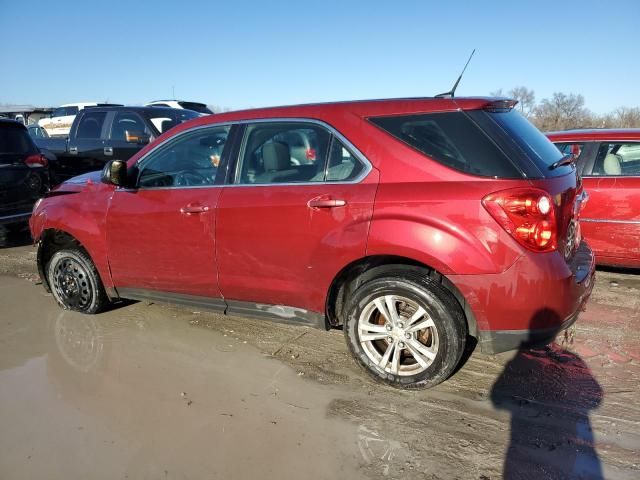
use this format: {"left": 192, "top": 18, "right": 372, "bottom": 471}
{"left": 24, "top": 154, "right": 48, "bottom": 168}
{"left": 483, "top": 188, "right": 557, "bottom": 252}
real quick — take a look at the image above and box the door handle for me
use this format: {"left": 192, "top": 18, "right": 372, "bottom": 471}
{"left": 104, "top": 146, "right": 113, "bottom": 156}
{"left": 307, "top": 198, "right": 347, "bottom": 208}
{"left": 180, "top": 205, "right": 210, "bottom": 214}
{"left": 69, "top": 146, "right": 78, "bottom": 155}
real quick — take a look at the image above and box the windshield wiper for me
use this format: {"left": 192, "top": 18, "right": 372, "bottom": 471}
{"left": 549, "top": 154, "right": 575, "bottom": 170}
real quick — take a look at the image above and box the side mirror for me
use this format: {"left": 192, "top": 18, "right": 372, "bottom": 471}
{"left": 101, "top": 159, "right": 129, "bottom": 187}
{"left": 125, "top": 130, "right": 150, "bottom": 145}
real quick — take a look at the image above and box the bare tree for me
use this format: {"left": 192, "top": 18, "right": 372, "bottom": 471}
{"left": 489, "top": 87, "right": 535, "bottom": 117}
{"left": 509, "top": 86, "right": 536, "bottom": 118}
{"left": 532, "top": 92, "right": 591, "bottom": 131}
{"left": 613, "top": 107, "right": 640, "bottom": 128}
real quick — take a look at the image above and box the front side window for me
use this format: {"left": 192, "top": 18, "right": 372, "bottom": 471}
{"left": 589, "top": 143, "right": 640, "bottom": 176}
{"left": 65, "top": 106, "right": 79, "bottom": 116}
{"left": 370, "top": 112, "right": 522, "bottom": 178}
{"left": 138, "top": 126, "right": 230, "bottom": 188}
{"left": 76, "top": 111, "right": 107, "bottom": 139}
{"left": 554, "top": 142, "right": 585, "bottom": 159}
{"left": 110, "top": 112, "right": 149, "bottom": 141}
{"left": 237, "top": 123, "right": 331, "bottom": 184}
{"left": 51, "top": 108, "right": 65, "bottom": 118}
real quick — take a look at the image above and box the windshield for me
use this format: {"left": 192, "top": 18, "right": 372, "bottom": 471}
{"left": 143, "top": 109, "right": 199, "bottom": 135}
{"left": 178, "top": 102, "right": 213, "bottom": 114}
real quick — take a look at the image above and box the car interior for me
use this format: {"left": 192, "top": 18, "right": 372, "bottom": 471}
{"left": 137, "top": 128, "right": 229, "bottom": 188}
{"left": 593, "top": 143, "right": 640, "bottom": 176}
{"left": 238, "top": 124, "right": 362, "bottom": 184}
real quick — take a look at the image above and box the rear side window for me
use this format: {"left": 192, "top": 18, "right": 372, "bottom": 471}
{"left": 370, "top": 112, "right": 521, "bottom": 178}
{"left": 237, "top": 123, "right": 331, "bottom": 184}
{"left": 76, "top": 111, "right": 107, "bottom": 139}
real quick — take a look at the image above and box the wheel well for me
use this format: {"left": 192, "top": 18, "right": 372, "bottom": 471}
{"left": 326, "top": 255, "right": 478, "bottom": 338}
{"left": 37, "top": 229, "right": 85, "bottom": 292}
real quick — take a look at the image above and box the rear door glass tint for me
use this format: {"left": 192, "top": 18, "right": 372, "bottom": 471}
{"left": 370, "top": 112, "right": 522, "bottom": 178}
{"left": 76, "top": 111, "right": 107, "bottom": 139}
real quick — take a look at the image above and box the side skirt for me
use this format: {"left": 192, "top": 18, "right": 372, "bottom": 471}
{"left": 116, "top": 288, "right": 328, "bottom": 330}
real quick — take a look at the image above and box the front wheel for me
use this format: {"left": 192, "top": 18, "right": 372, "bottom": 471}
{"left": 47, "top": 249, "right": 108, "bottom": 314}
{"left": 344, "top": 270, "right": 467, "bottom": 389}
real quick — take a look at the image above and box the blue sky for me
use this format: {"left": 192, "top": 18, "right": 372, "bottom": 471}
{"left": 1, "top": 0, "right": 638, "bottom": 113}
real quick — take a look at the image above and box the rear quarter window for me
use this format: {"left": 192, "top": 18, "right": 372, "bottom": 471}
{"left": 369, "top": 112, "right": 522, "bottom": 178}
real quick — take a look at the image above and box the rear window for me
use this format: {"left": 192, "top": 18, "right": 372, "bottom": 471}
{"left": 178, "top": 102, "right": 213, "bottom": 114}
{"left": 0, "top": 124, "right": 38, "bottom": 154}
{"left": 370, "top": 112, "right": 522, "bottom": 178}
{"left": 468, "top": 109, "right": 569, "bottom": 177}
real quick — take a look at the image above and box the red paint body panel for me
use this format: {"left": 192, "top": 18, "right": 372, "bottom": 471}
{"left": 30, "top": 173, "right": 115, "bottom": 292}
{"left": 106, "top": 188, "right": 222, "bottom": 297}
{"left": 216, "top": 173, "right": 379, "bottom": 312}
{"left": 450, "top": 248, "right": 593, "bottom": 332}
{"left": 547, "top": 129, "right": 640, "bottom": 267}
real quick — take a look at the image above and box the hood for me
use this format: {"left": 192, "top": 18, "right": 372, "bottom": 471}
{"left": 51, "top": 170, "right": 102, "bottom": 193}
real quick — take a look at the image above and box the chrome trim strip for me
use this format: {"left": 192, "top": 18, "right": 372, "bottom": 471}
{"left": 128, "top": 117, "right": 374, "bottom": 191}
{"left": 0, "top": 212, "right": 31, "bottom": 222}
{"left": 584, "top": 175, "right": 640, "bottom": 179}
{"left": 581, "top": 218, "right": 640, "bottom": 224}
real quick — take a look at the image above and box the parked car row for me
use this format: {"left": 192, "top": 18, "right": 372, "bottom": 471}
{"left": 34, "top": 106, "right": 200, "bottom": 181}
{"left": 37, "top": 100, "right": 212, "bottom": 138}
{"left": 0, "top": 120, "right": 51, "bottom": 230}
{"left": 30, "top": 97, "right": 596, "bottom": 388}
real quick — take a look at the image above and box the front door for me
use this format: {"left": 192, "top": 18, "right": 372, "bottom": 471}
{"left": 106, "top": 124, "right": 233, "bottom": 298}
{"left": 216, "top": 121, "right": 378, "bottom": 314}
{"left": 106, "top": 110, "right": 153, "bottom": 162}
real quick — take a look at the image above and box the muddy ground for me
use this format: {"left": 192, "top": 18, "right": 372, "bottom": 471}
{"left": 1, "top": 232, "right": 639, "bottom": 479}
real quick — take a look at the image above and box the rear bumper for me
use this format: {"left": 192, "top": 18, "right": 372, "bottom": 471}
{"left": 450, "top": 240, "right": 596, "bottom": 354}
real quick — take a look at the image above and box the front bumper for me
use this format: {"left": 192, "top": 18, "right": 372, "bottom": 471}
{"left": 450, "top": 241, "right": 596, "bottom": 354}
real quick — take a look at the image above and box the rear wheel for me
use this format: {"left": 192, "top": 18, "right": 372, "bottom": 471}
{"left": 344, "top": 269, "right": 466, "bottom": 388}
{"left": 47, "top": 249, "right": 108, "bottom": 314}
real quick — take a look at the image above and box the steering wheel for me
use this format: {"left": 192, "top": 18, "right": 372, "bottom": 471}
{"left": 174, "top": 170, "right": 210, "bottom": 186}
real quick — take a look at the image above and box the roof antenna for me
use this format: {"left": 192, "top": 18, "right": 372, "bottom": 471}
{"left": 435, "top": 49, "right": 476, "bottom": 98}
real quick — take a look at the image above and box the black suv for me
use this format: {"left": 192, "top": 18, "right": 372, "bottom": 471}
{"left": 0, "top": 120, "right": 50, "bottom": 232}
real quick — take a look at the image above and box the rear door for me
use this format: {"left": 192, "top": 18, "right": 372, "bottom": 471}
{"left": 216, "top": 120, "right": 378, "bottom": 316}
{"left": 580, "top": 141, "right": 640, "bottom": 266}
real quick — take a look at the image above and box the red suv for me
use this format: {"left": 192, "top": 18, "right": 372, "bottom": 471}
{"left": 30, "top": 98, "right": 595, "bottom": 388}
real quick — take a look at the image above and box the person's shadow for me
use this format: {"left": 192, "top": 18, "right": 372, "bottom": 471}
{"left": 491, "top": 312, "right": 603, "bottom": 479}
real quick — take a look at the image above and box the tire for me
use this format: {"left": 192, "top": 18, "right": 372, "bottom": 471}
{"left": 47, "top": 248, "right": 109, "bottom": 314}
{"left": 343, "top": 268, "right": 467, "bottom": 389}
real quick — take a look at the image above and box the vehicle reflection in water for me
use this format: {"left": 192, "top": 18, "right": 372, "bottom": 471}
{"left": 53, "top": 312, "right": 103, "bottom": 373}
{"left": 24, "top": 303, "right": 365, "bottom": 480}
